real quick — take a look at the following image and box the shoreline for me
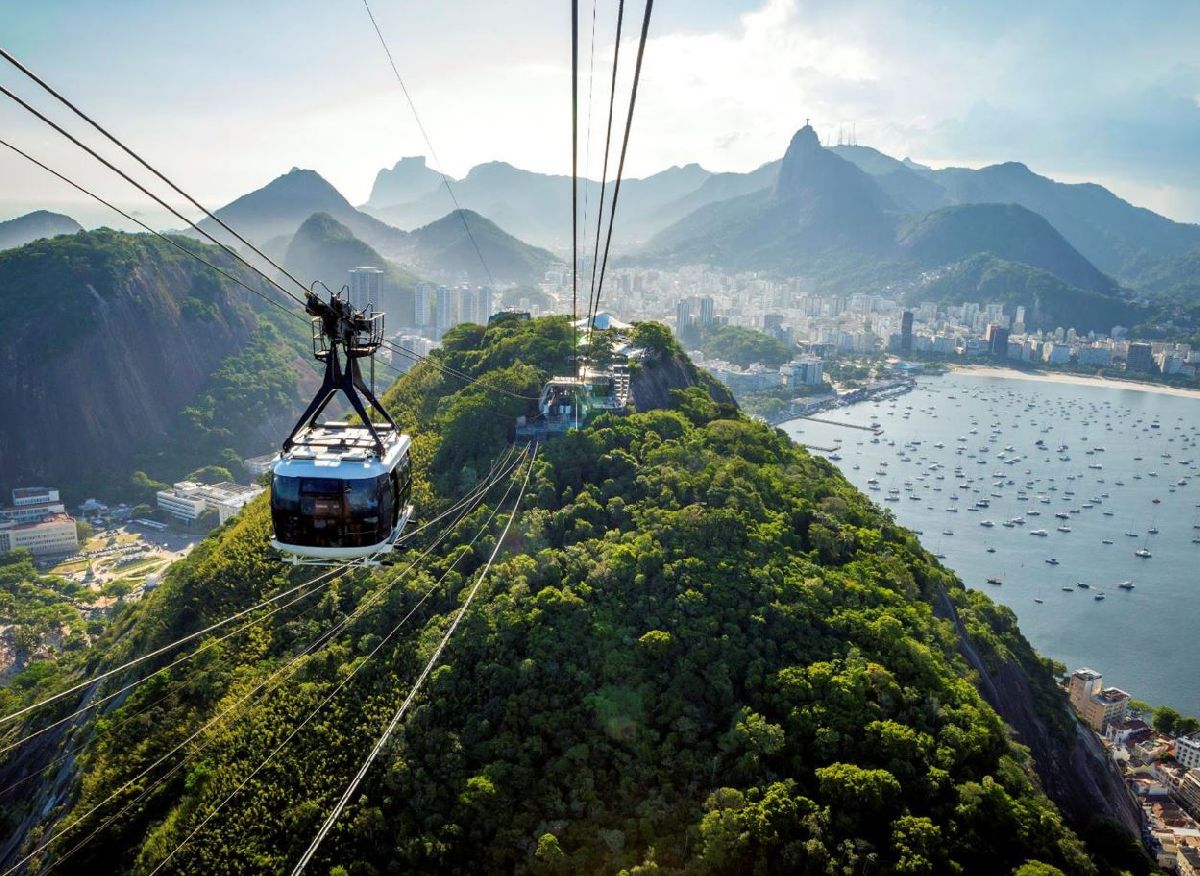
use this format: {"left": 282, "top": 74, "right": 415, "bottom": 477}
{"left": 947, "top": 364, "right": 1200, "bottom": 400}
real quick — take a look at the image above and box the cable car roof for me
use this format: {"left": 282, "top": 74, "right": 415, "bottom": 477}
{"left": 274, "top": 424, "right": 411, "bottom": 478}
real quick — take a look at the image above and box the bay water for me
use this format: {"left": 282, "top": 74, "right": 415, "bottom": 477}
{"left": 782, "top": 371, "right": 1200, "bottom": 713}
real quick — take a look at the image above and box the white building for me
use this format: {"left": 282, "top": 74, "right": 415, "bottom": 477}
{"left": 0, "top": 486, "right": 66, "bottom": 525}
{"left": 435, "top": 286, "right": 454, "bottom": 334}
{"left": 1178, "top": 735, "right": 1200, "bottom": 771}
{"left": 348, "top": 267, "right": 384, "bottom": 312}
{"left": 415, "top": 283, "right": 434, "bottom": 329}
{"left": 156, "top": 482, "right": 264, "bottom": 524}
{"left": 0, "top": 513, "right": 79, "bottom": 556}
{"left": 780, "top": 357, "right": 824, "bottom": 388}
{"left": 242, "top": 454, "right": 277, "bottom": 476}
{"left": 1043, "top": 342, "right": 1072, "bottom": 365}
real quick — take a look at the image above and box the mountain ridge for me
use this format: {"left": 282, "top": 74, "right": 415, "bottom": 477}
{"left": 408, "top": 208, "right": 559, "bottom": 285}
{"left": 0, "top": 210, "right": 82, "bottom": 252}
{"left": 0, "top": 317, "right": 1146, "bottom": 874}
{"left": 199, "top": 168, "right": 410, "bottom": 259}
{"left": 0, "top": 229, "right": 314, "bottom": 499}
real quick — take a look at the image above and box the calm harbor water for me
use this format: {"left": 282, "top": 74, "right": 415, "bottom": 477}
{"left": 782, "top": 372, "right": 1200, "bottom": 714}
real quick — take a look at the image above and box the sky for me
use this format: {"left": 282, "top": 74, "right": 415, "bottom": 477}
{"left": 2, "top": 0, "right": 1199, "bottom": 227}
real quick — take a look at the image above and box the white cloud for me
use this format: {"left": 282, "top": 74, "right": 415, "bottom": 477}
{"left": 2, "top": 0, "right": 1199, "bottom": 223}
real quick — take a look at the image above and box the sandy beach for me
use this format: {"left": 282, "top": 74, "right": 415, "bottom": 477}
{"left": 948, "top": 364, "right": 1200, "bottom": 400}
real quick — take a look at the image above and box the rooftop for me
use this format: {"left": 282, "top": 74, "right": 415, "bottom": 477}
{"left": 1073, "top": 667, "right": 1103, "bottom": 680}
{"left": 0, "top": 512, "right": 74, "bottom": 531}
{"left": 1097, "top": 687, "right": 1130, "bottom": 704}
{"left": 12, "top": 486, "right": 54, "bottom": 500}
{"left": 284, "top": 423, "right": 408, "bottom": 464}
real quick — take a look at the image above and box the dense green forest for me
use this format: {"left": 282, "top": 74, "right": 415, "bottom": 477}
{"left": 0, "top": 317, "right": 1148, "bottom": 874}
{"left": 0, "top": 228, "right": 318, "bottom": 502}
{"left": 696, "top": 325, "right": 794, "bottom": 368}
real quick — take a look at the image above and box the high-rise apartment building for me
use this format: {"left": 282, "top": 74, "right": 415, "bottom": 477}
{"left": 415, "top": 283, "right": 434, "bottom": 330}
{"left": 1126, "top": 342, "right": 1154, "bottom": 373}
{"left": 348, "top": 267, "right": 383, "bottom": 312}
{"left": 900, "top": 311, "right": 913, "bottom": 355}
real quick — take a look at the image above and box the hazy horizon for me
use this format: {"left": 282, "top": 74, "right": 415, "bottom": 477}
{"left": 3, "top": 0, "right": 1199, "bottom": 227}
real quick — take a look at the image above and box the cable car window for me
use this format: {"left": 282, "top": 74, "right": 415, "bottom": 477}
{"left": 346, "top": 478, "right": 380, "bottom": 516}
{"left": 271, "top": 473, "right": 397, "bottom": 550}
{"left": 300, "top": 478, "right": 344, "bottom": 496}
{"left": 272, "top": 473, "right": 300, "bottom": 513}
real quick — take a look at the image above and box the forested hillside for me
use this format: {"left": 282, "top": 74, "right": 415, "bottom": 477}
{"left": 0, "top": 229, "right": 317, "bottom": 500}
{"left": 0, "top": 318, "right": 1148, "bottom": 874}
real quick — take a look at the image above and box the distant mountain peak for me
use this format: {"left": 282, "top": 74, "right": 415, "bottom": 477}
{"left": 788, "top": 123, "right": 821, "bottom": 152}
{"left": 0, "top": 209, "right": 83, "bottom": 252}
{"left": 986, "top": 160, "right": 1033, "bottom": 176}
{"left": 773, "top": 122, "right": 888, "bottom": 209}
{"left": 258, "top": 168, "right": 349, "bottom": 204}
{"left": 367, "top": 156, "right": 447, "bottom": 210}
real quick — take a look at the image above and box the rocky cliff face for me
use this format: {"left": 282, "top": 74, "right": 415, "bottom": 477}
{"left": 932, "top": 584, "right": 1141, "bottom": 834}
{"left": 628, "top": 352, "right": 736, "bottom": 412}
{"left": 0, "top": 230, "right": 298, "bottom": 497}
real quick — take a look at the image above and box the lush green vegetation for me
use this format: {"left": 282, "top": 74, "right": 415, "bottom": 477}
{"left": 696, "top": 324, "right": 794, "bottom": 368}
{"left": 730, "top": 383, "right": 826, "bottom": 420}
{"left": 906, "top": 254, "right": 1137, "bottom": 335}
{"left": 0, "top": 228, "right": 316, "bottom": 502}
{"left": 0, "top": 318, "right": 1142, "bottom": 874}
{"left": 0, "top": 551, "right": 102, "bottom": 699}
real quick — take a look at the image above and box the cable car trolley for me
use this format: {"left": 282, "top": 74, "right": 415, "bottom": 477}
{"left": 269, "top": 288, "right": 413, "bottom": 566}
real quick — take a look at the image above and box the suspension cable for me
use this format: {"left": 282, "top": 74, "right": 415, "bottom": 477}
{"left": 144, "top": 451, "right": 531, "bottom": 875}
{"left": 0, "top": 564, "right": 357, "bottom": 756}
{"left": 0, "top": 47, "right": 316, "bottom": 306}
{"left": 0, "top": 562, "right": 349, "bottom": 730}
{"left": 360, "top": 0, "right": 494, "bottom": 289}
{"left": 291, "top": 444, "right": 536, "bottom": 874}
{"left": 586, "top": 0, "right": 626, "bottom": 332}
{"left": 571, "top": 0, "right": 580, "bottom": 376}
{"left": 0, "top": 133, "right": 533, "bottom": 401}
{"left": 0, "top": 68, "right": 542, "bottom": 399}
{"left": 0, "top": 83, "right": 316, "bottom": 315}
{"left": 0, "top": 137, "right": 303, "bottom": 321}
{"left": 13, "top": 449, "right": 527, "bottom": 876}
{"left": 591, "top": 0, "right": 655, "bottom": 327}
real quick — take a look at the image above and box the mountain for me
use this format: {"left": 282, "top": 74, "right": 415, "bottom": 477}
{"left": 361, "top": 135, "right": 1200, "bottom": 289}
{"left": 909, "top": 253, "right": 1137, "bottom": 334}
{"left": 408, "top": 208, "right": 559, "bottom": 285}
{"left": 0, "top": 229, "right": 315, "bottom": 499}
{"left": 835, "top": 150, "right": 1200, "bottom": 287}
{"left": 0, "top": 210, "right": 82, "bottom": 252}
{"left": 0, "top": 317, "right": 1146, "bottom": 874}
{"left": 284, "top": 212, "right": 421, "bottom": 325}
{"left": 364, "top": 159, "right": 716, "bottom": 250}
{"left": 645, "top": 125, "right": 899, "bottom": 274}
{"left": 366, "top": 156, "right": 446, "bottom": 209}
{"left": 642, "top": 159, "right": 781, "bottom": 233}
{"left": 898, "top": 203, "right": 1120, "bottom": 293}
{"left": 646, "top": 127, "right": 1140, "bottom": 330}
{"left": 199, "top": 168, "right": 409, "bottom": 259}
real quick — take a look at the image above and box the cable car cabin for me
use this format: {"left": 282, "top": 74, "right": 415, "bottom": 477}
{"left": 270, "top": 423, "right": 413, "bottom": 566}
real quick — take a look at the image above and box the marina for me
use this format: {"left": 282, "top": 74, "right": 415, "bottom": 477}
{"left": 783, "top": 370, "right": 1200, "bottom": 712}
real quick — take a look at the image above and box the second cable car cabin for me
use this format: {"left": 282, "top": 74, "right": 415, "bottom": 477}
{"left": 269, "top": 289, "right": 413, "bottom": 566}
